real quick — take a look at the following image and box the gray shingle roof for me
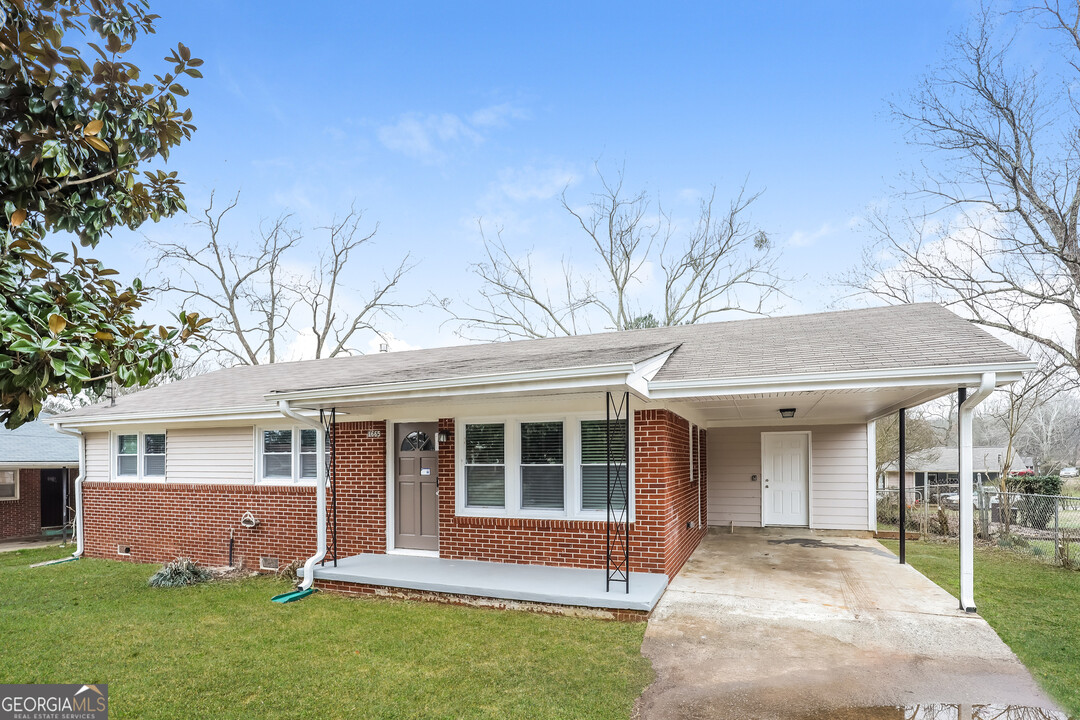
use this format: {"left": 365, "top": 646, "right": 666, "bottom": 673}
{"left": 885, "top": 447, "right": 1033, "bottom": 474}
{"left": 0, "top": 416, "right": 80, "bottom": 465}
{"left": 57, "top": 303, "right": 1029, "bottom": 422}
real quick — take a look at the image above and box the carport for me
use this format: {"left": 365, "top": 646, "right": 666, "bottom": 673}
{"left": 637, "top": 530, "right": 1059, "bottom": 719}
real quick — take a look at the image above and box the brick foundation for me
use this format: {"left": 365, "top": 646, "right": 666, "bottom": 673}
{"left": 313, "top": 578, "right": 650, "bottom": 622}
{"left": 0, "top": 468, "right": 41, "bottom": 540}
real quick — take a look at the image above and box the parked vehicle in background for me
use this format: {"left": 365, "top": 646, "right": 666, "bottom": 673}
{"left": 940, "top": 491, "right": 1000, "bottom": 511}
{"left": 1060, "top": 467, "right": 1078, "bottom": 478}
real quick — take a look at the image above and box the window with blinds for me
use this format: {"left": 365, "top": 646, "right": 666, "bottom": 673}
{"left": 263, "top": 429, "right": 293, "bottom": 478}
{"left": 521, "top": 421, "right": 564, "bottom": 510}
{"left": 580, "top": 419, "right": 628, "bottom": 511}
{"left": 465, "top": 423, "right": 505, "bottom": 508}
{"left": 143, "top": 433, "right": 166, "bottom": 476}
{"left": 116, "top": 434, "right": 138, "bottom": 476}
{"left": 299, "top": 428, "right": 318, "bottom": 478}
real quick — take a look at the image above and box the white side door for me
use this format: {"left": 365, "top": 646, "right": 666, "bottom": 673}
{"left": 762, "top": 432, "right": 809, "bottom": 526}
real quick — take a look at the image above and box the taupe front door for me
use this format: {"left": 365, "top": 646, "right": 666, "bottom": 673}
{"left": 394, "top": 423, "right": 439, "bottom": 551}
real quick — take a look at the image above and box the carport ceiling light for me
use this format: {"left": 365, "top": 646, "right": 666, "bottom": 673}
{"left": 778, "top": 408, "right": 796, "bottom": 418}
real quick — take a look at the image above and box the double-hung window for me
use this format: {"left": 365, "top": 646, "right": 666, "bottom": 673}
{"left": 464, "top": 424, "right": 505, "bottom": 508}
{"left": 261, "top": 428, "right": 321, "bottom": 481}
{"left": 458, "top": 416, "right": 632, "bottom": 519}
{"left": 580, "top": 419, "right": 628, "bottom": 511}
{"left": 115, "top": 432, "right": 166, "bottom": 479}
{"left": 520, "top": 421, "right": 564, "bottom": 510}
{"left": 0, "top": 470, "right": 17, "bottom": 500}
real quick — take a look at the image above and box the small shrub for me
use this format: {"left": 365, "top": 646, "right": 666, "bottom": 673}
{"left": 997, "top": 534, "right": 1029, "bottom": 550}
{"left": 277, "top": 559, "right": 303, "bottom": 582}
{"left": 149, "top": 557, "right": 213, "bottom": 588}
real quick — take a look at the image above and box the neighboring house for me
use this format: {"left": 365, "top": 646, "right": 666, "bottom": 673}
{"left": 0, "top": 416, "right": 80, "bottom": 540}
{"left": 882, "top": 447, "right": 1034, "bottom": 489}
{"left": 53, "top": 303, "right": 1032, "bottom": 613}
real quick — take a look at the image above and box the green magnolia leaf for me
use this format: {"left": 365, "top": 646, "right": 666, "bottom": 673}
{"left": 0, "top": 0, "right": 205, "bottom": 428}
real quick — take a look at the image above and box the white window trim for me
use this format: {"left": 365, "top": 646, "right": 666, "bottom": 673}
{"left": 455, "top": 412, "right": 635, "bottom": 522}
{"left": 255, "top": 426, "right": 320, "bottom": 484}
{"left": 0, "top": 468, "right": 19, "bottom": 501}
{"left": 110, "top": 430, "right": 167, "bottom": 482}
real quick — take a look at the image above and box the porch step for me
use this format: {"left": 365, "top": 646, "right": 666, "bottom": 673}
{"left": 300, "top": 554, "right": 668, "bottom": 612}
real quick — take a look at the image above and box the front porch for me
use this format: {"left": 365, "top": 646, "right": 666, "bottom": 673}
{"left": 298, "top": 553, "right": 669, "bottom": 615}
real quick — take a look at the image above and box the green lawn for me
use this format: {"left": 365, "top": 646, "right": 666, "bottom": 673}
{"left": 881, "top": 540, "right": 1080, "bottom": 714}
{"left": 0, "top": 547, "right": 652, "bottom": 719}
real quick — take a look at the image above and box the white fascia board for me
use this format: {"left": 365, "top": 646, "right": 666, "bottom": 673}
{"left": 0, "top": 461, "right": 80, "bottom": 469}
{"left": 51, "top": 406, "right": 307, "bottom": 430}
{"left": 263, "top": 361, "right": 639, "bottom": 405}
{"left": 626, "top": 349, "right": 676, "bottom": 398}
{"left": 646, "top": 361, "right": 1034, "bottom": 399}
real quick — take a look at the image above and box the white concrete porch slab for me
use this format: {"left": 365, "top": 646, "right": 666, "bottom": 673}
{"left": 299, "top": 553, "right": 668, "bottom": 611}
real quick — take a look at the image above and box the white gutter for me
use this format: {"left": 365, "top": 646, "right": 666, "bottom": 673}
{"left": 277, "top": 400, "right": 326, "bottom": 591}
{"left": 958, "top": 372, "right": 996, "bottom": 612}
{"left": 52, "top": 425, "right": 85, "bottom": 558}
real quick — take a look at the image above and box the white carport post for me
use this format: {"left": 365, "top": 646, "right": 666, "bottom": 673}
{"left": 958, "top": 372, "right": 996, "bottom": 613}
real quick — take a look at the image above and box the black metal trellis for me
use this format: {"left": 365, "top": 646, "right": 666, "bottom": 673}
{"left": 606, "top": 391, "right": 630, "bottom": 593}
{"left": 320, "top": 407, "right": 338, "bottom": 567}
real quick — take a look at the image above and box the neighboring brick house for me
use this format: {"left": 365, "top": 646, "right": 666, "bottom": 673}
{"left": 0, "top": 416, "right": 80, "bottom": 540}
{"left": 53, "top": 304, "right": 1032, "bottom": 614}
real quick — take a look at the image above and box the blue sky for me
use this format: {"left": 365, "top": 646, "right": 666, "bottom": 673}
{"left": 108, "top": 0, "right": 980, "bottom": 355}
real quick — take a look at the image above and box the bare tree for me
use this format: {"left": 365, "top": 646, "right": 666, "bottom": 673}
{"left": 149, "top": 192, "right": 411, "bottom": 364}
{"left": 841, "top": 2, "right": 1080, "bottom": 385}
{"left": 444, "top": 166, "right": 786, "bottom": 340}
{"left": 1019, "top": 392, "right": 1080, "bottom": 472}
{"left": 875, "top": 408, "right": 941, "bottom": 485}
{"left": 300, "top": 209, "right": 413, "bottom": 358}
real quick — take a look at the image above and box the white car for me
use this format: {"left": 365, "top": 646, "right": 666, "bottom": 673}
{"left": 1061, "top": 467, "right": 1078, "bottom": 478}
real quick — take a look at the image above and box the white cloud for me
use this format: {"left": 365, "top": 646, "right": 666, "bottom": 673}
{"left": 469, "top": 102, "right": 529, "bottom": 128}
{"left": 376, "top": 103, "right": 526, "bottom": 162}
{"left": 787, "top": 222, "right": 835, "bottom": 248}
{"left": 495, "top": 164, "right": 579, "bottom": 202}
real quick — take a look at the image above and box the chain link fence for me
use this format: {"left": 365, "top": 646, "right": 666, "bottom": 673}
{"left": 877, "top": 483, "right": 1080, "bottom": 568}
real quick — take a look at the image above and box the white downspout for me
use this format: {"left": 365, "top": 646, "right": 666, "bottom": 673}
{"left": 958, "top": 372, "right": 996, "bottom": 613}
{"left": 278, "top": 400, "right": 326, "bottom": 591}
{"left": 52, "top": 425, "right": 85, "bottom": 558}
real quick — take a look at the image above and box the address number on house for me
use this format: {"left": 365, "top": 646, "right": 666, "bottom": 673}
{"left": 367, "top": 430, "right": 382, "bottom": 438}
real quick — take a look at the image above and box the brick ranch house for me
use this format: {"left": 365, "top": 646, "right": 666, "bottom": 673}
{"left": 53, "top": 304, "right": 1031, "bottom": 615}
{"left": 0, "top": 416, "right": 79, "bottom": 541}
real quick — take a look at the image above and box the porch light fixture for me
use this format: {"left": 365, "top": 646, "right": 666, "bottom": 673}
{"left": 778, "top": 408, "right": 796, "bottom": 419}
{"left": 437, "top": 429, "right": 450, "bottom": 443}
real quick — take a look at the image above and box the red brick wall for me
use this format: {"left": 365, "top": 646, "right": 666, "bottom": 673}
{"left": 81, "top": 421, "right": 388, "bottom": 568}
{"left": 82, "top": 481, "right": 317, "bottom": 567}
{"left": 0, "top": 468, "right": 41, "bottom": 540}
{"left": 329, "top": 421, "right": 387, "bottom": 557}
{"left": 439, "top": 410, "right": 707, "bottom": 577}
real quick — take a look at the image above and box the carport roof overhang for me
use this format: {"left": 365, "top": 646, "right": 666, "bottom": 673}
{"left": 655, "top": 361, "right": 1034, "bottom": 427}
{"left": 263, "top": 358, "right": 1034, "bottom": 426}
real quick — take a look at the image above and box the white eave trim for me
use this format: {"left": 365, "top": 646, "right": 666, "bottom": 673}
{"left": 645, "top": 361, "right": 1035, "bottom": 399}
{"left": 263, "top": 360, "right": 642, "bottom": 404}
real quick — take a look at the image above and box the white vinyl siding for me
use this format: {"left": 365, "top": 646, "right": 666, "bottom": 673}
{"left": 84, "top": 432, "right": 110, "bottom": 481}
{"left": 707, "top": 424, "right": 869, "bottom": 531}
{"left": 166, "top": 427, "right": 255, "bottom": 483}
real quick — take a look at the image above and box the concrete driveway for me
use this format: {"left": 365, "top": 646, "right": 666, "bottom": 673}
{"left": 637, "top": 530, "right": 1060, "bottom": 720}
